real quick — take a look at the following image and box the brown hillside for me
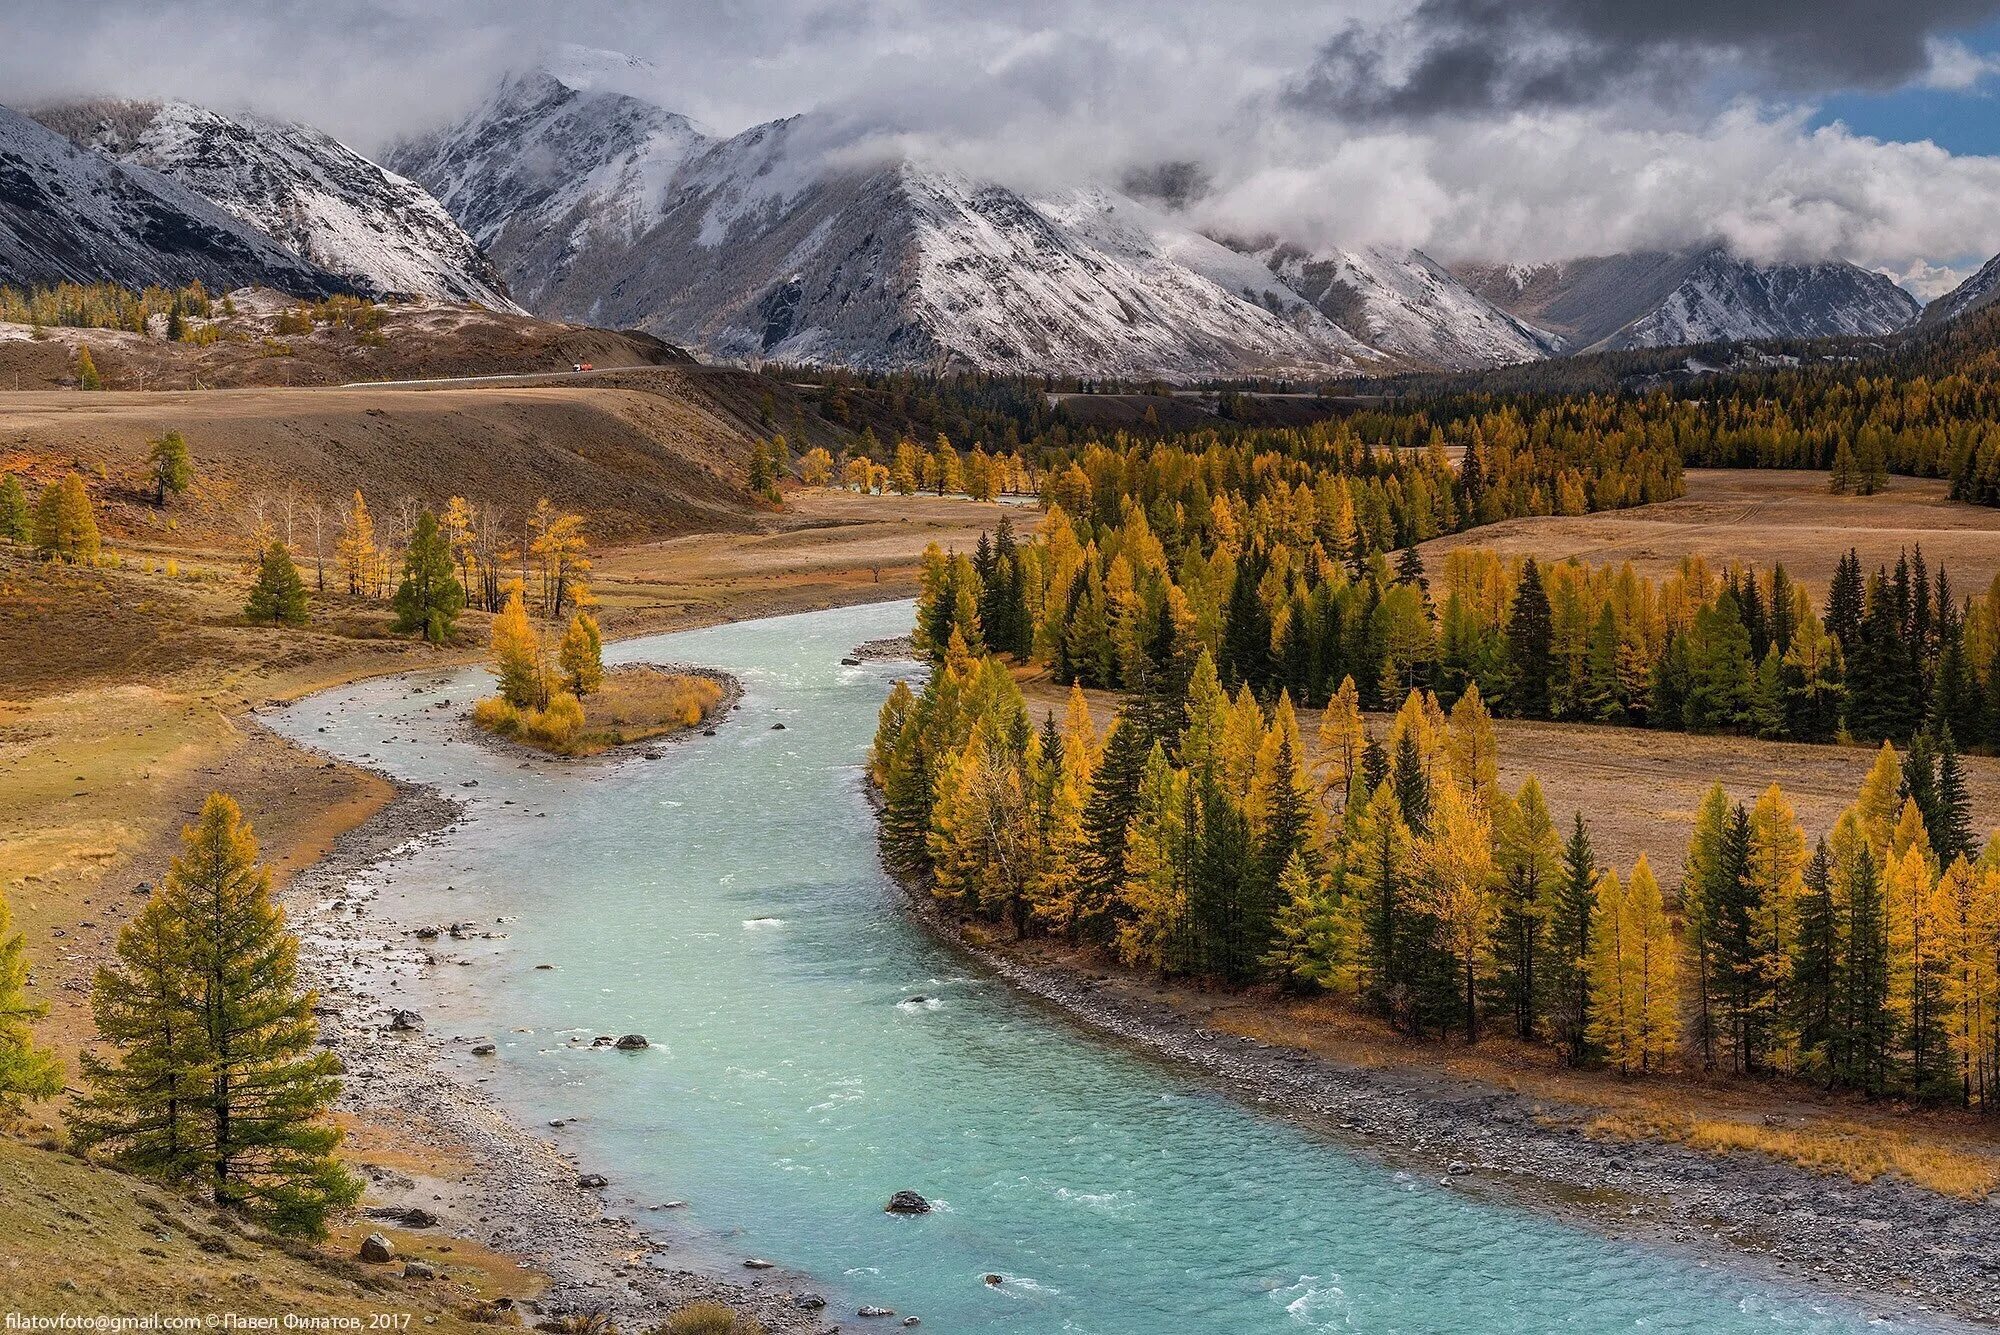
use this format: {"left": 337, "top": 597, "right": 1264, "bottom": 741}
{"left": 0, "top": 293, "right": 692, "bottom": 391}
{"left": 0, "top": 375, "right": 799, "bottom": 547}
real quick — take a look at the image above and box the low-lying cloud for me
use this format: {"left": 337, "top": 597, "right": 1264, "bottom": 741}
{"left": 9, "top": 0, "right": 2000, "bottom": 276}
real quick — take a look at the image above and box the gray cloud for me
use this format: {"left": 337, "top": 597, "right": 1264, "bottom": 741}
{"left": 6, "top": 1, "right": 2000, "bottom": 277}
{"left": 1292, "top": 0, "right": 2000, "bottom": 121}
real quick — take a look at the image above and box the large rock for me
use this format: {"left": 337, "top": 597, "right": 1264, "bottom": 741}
{"left": 358, "top": 1232, "right": 396, "bottom": 1263}
{"left": 884, "top": 1190, "right": 931, "bottom": 1215}
{"left": 613, "top": 1034, "right": 649, "bottom": 1050}
{"left": 402, "top": 1260, "right": 436, "bottom": 1281}
{"left": 388, "top": 1009, "right": 424, "bottom": 1033}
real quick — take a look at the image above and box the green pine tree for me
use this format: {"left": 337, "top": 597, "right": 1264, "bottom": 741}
{"left": 1542, "top": 811, "right": 1598, "bottom": 1065}
{"left": 392, "top": 509, "right": 466, "bottom": 644}
{"left": 70, "top": 794, "right": 359, "bottom": 1235}
{"left": 244, "top": 544, "right": 309, "bottom": 626}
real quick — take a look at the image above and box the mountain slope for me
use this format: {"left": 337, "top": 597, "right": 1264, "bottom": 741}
{"left": 1252, "top": 242, "right": 1559, "bottom": 368}
{"left": 0, "top": 103, "right": 339, "bottom": 294}
{"left": 1456, "top": 249, "right": 1918, "bottom": 351}
{"left": 34, "top": 99, "right": 516, "bottom": 309}
{"left": 1920, "top": 252, "right": 2000, "bottom": 328}
{"left": 395, "top": 64, "right": 1387, "bottom": 378}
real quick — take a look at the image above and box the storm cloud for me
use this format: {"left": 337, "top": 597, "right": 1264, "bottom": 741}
{"left": 1291, "top": 0, "right": 2000, "bottom": 120}
{"left": 7, "top": 1, "right": 2000, "bottom": 281}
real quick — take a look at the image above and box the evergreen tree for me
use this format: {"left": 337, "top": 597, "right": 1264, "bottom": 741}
{"left": 1390, "top": 731, "right": 1429, "bottom": 833}
{"left": 1492, "top": 777, "right": 1559, "bottom": 1039}
{"left": 1825, "top": 550, "right": 1864, "bottom": 651}
{"left": 1930, "top": 727, "right": 1974, "bottom": 867}
{"left": 1832, "top": 829, "right": 1895, "bottom": 1094}
{"left": 0, "top": 886, "right": 60, "bottom": 1106}
{"left": 244, "top": 543, "right": 309, "bottom": 626}
{"left": 71, "top": 794, "right": 359, "bottom": 1234}
{"left": 393, "top": 509, "right": 466, "bottom": 644}
{"left": 1791, "top": 839, "right": 1839, "bottom": 1078}
{"left": 1077, "top": 711, "right": 1149, "bottom": 945}
{"left": 1543, "top": 812, "right": 1598, "bottom": 1065}
{"left": 1504, "top": 558, "right": 1554, "bottom": 719}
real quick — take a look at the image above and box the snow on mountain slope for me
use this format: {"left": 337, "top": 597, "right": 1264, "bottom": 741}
{"left": 1254, "top": 242, "right": 1559, "bottom": 368}
{"left": 35, "top": 99, "right": 516, "bottom": 309}
{"left": 394, "top": 60, "right": 1391, "bottom": 377}
{"left": 1456, "top": 249, "right": 1918, "bottom": 351}
{"left": 1919, "top": 251, "right": 2000, "bottom": 327}
{"left": 0, "top": 103, "right": 340, "bottom": 294}
{"left": 389, "top": 50, "right": 708, "bottom": 312}
{"left": 1606, "top": 252, "right": 1917, "bottom": 349}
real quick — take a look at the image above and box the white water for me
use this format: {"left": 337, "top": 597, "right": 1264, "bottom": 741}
{"left": 271, "top": 602, "right": 1929, "bottom": 1332}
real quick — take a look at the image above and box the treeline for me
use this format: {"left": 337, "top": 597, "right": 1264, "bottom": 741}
{"left": 1421, "top": 546, "right": 2000, "bottom": 747}
{"left": 872, "top": 643, "right": 2000, "bottom": 1108}
{"left": 0, "top": 279, "right": 219, "bottom": 334}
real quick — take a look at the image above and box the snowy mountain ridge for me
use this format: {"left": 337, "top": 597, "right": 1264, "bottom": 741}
{"left": 33, "top": 99, "right": 517, "bottom": 310}
{"left": 0, "top": 102, "right": 341, "bottom": 295}
{"left": 390, "top": 53, "right": 1554, "bottom": 377}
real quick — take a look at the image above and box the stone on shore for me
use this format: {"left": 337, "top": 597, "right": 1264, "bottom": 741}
{"left": 402, "top": 1260, "right": 436, "bottom": 1280}
{"left": 792, "top": 1294, "right": 826, "bottom": 1311}
{"left": 857, "top": 1306, "right": 896, "bottom": 1318}
{"left": 388, "top": 1009, "right": 423, "bottom": 1032}
{"left": 885, "top": 1190, "right": 931, "bottom": 1215}
{"left": 358, "top": 1233, "right": 395, "bottom": 1263}
{"left": 577, "top": 1173, "right": 608, "bottom": 1189}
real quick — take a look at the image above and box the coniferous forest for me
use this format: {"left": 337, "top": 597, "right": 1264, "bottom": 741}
{"left": 868, "top": 403, "right": 2000, "bottom": 1111}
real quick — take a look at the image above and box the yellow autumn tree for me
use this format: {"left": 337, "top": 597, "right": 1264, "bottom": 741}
{"left": 489, "top": 582, "right": 547, "bottom": 709}
{"left": 1410, "top": 778, "right": 1494, "bottom": 1040}
{"left": 799, "top": 447, "right": 834, "bottom": 486}
{"left": 1445, "top": 682, "right": 1498, "bottom": 811}
{"left": 1315, "top": 675, "right": 1366, "bottom": 807}
{"left": 1118, "top": 743, "right": 1191, "bottom": 970}
{"left": 336, "top": 490, "right": 378, "bottom": 596}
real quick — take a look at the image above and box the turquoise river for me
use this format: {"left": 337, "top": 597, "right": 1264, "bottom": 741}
{"left": 270, "top": 602, "right": 1932, "bottom": 1334}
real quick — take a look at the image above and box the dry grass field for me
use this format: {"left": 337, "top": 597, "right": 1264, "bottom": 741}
{"left": 1419, "top": 468, "right": 2000, "bottom": 589}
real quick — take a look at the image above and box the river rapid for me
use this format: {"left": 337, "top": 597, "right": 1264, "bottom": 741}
{"left": 269, "top": 602, "right": 1928, "bottom": 1334}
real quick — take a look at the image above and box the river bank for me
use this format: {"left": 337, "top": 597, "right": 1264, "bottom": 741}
{"left": 272, "top": 742, "right": 834, "bottom": 1331}
{"left": 898, "top": 893, "right": 2000, "bottom": 1328}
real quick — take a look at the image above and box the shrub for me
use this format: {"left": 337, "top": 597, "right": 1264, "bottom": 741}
{"left": 654, "top": 1306, "right": 763, "bottom": 1335}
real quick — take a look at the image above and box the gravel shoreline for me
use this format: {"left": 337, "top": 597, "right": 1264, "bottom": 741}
{"left": 276, "top": 740, "right": 835, "bottom": 1332}
{"left": 899, "top": 890, "right": 2000, "bottom": 1330}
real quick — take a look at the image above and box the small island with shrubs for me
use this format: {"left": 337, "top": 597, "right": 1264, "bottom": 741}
{"left": 471, "top": 584, "right": 732, "bottom": 756}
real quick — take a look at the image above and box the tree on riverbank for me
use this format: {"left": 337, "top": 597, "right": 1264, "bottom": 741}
{"left": 876, "top": 628, "right": 2000, "bottom": 1108}
{"left": 558, "top": 610, "right": 604, "bottom": 697}
{"left": 392, "top": 509, "right": 465, "bottom": 644}
{"left": 69, "top": 793, "right": 358, "bottom": 1234}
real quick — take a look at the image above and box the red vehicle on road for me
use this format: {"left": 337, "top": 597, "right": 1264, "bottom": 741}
{"left": 571, "top": 361, "right": 594, "bottom": 372}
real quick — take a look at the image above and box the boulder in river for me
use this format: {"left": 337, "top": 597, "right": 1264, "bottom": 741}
{"left": 885, "top": 1190, "right": 931, "bottom": 1215}
{"left": 743, "top": 1258, "right": 774, "bottom": 1270}
{"left": 841, "top": 657, "right": 862, "bottom": 666}
{"left": 614, "top": 1033, "right": 649, "bottom": 1050}
{"left": 577, "top": 1173, "right": 608, "bottom": 1190}
{"left": 471, "top": 1043, "right": 497, "bottom": 1056}
{"left": 358, "top": 1232, "right": 396, "bottom": 1263}
{"left": 983, "top": 1274, "right": 1004, "bottom": 1286}
{"left": 770, "top": 722, "right": 787, "bottom": 730}
{"left": 792, "top": 1293, "right": 826, "bottom": 1311}
{"left": 857, "top": 1307, "right": 896, "bottom": 1319}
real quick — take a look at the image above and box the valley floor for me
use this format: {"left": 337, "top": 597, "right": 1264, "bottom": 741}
{"left": 0, "top": 485, "right": 1008, "bottom": 1322}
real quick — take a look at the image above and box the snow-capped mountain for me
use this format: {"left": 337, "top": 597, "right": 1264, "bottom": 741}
{"left": 1919, "top": 251, "right": 2000, "bottom": 328}
{"left": 1456, "top": 248, "right": 1919, "bottom": 352}
{"left": 393, "top": 60, "right": 1397, "bottom": 377}
{"left": 1250, "top": 242, "right": 1560, "bottom": 368}
{"left": 0, "top": 103, "right": 340, "bottom": 294}
{"left": 34, "top": 99, "right": 516, "bottom": 310}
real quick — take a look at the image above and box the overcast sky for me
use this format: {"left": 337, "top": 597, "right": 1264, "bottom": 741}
{"left": 13, "top": 0, "right": 2000, "bottom": 293}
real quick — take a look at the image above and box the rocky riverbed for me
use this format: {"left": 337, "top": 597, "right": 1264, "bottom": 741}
{"left": 904, "top": 898, "right": 2000, "bottom": 1330}
{"left": 280, "top": 756, "right": 836, "bottom": 1332}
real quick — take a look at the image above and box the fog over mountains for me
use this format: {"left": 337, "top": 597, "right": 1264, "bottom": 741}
{"left": 7, "top": 43, "right": 2000, "bottom": 378}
